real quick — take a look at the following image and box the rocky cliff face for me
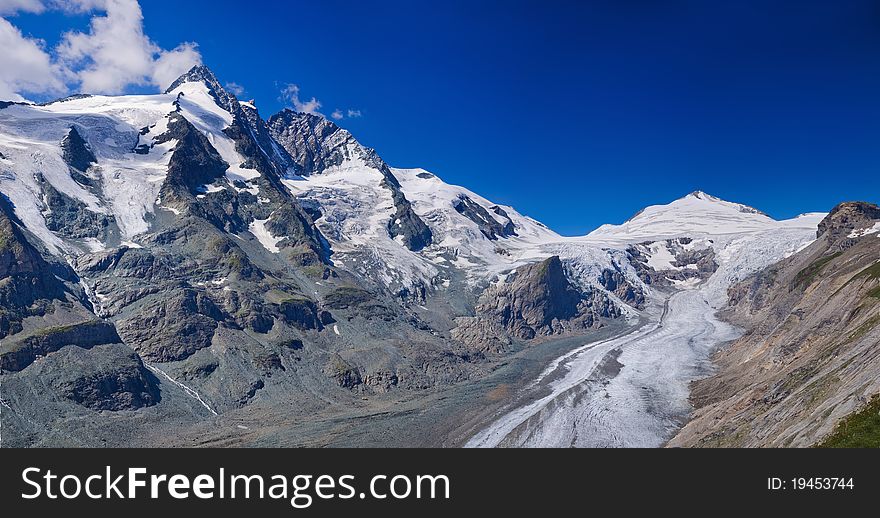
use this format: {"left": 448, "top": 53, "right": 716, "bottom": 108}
{"left": 267, "top": 109, "right": 433, "bottom": 251}
{"left": 670, "top": 202, "right": 880, "bottom": 447}
{"left": 0, "top": 195, "right": 107, "bottom": 347}
{"left": 453, "top": 256, "right": 620, "bottom": 352}
{"left": 452, "top": 194, "right": 518, "bottom": 241}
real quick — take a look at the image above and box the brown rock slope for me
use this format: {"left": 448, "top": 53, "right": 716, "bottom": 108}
{"left": 670, "top": 202, "right": 880, "bottom": 447}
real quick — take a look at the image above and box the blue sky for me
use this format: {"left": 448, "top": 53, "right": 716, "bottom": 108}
{"left": 6, "top": 0, "right": 880, "bottom": 235}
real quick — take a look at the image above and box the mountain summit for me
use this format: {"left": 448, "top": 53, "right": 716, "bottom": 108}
{"left": 586, "top": 191, "right": 820, "bottom": 243}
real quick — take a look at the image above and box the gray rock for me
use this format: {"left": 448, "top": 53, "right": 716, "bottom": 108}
{"left": 1, "top": 320, "right": 122, "bottom": 372}
{"left": 36, "top": 173, "right": 116, "bottom": 240}
{"left": 25, "top": 344, "right": 159, "bottom": 411}
{"left": 453, "top": 256, "right": 618, "bottom": 350}
{"left": 267, "top": 109, "right": 432, "bottom": 251}
{"left": 452, "top": 194, "right": 516, "bottom": 240}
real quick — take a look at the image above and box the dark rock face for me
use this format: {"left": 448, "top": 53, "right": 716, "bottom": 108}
{"left": 816, "top": 201, "right": 880, "bottom": 241}
{"left": 0, "top": 197, "right": 85, "bottom": 338}
{"left": 323, "top": 286, "right": 374, "bottom": 309}
{"left": 264, "top": 203, "right": 330, "bottom": 266}
{"left": 598, "top": 268, "right": 646, "bottom": 308}
{"left": 37, "top": 344, "right": 159, "bottom": 411}
{"left": 239, "top": 103, "right": 296, "bottom": 173}
{"left": 61, "top": 126, "right": 97, "bottom": 173}
{"left": 452, "top": 194, "right": 516, "bottom": 240}
{"left": 266, "top": 110, "right": 346, "bottom": 175}
{"left": 36, "top": 173, "right": 115, "bottom": 240}
{"left": 627, "top": 238, "right": 717, "bottom": 286}
{"left": 272, "top": 296, "right": 323, "bottom": 331}
{"left": 387, "top": 187, "right": 433, "bottom": 251}
{"left": 453, "top": 256, "right": 618, "bottom": 351}
{"left": 267, "top": 110, "right": 433, "bottom": 251}
{"left": 0, "top": 320, "right": 122, "bottom": 372}
{"left": 324, "top": 355, "right": 362, "bottom": 389}
{"left": 158, "top": 113, "right": 229, "bottom": 198}
{"left": 490, "top": 206, "right": 518, "bottom": 236}
{"left": 0, "top": 197, "right": 52, "bottom": 278}
{"left": 116, "top": 288, "right": 222, "bottom": 363}
{"left": 76, "top": 246, "right": 175, "bottom": 282}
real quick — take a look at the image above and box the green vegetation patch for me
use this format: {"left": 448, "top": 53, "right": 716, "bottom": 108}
{"left": 792, "top": 252, "right": 842, "bottom": 290}
{"left": 818, "top": 396, "right": 880, "bottom": 448}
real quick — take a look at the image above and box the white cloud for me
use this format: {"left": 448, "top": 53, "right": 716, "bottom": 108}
{"left": 0, "top": 0, "right": 46, "bottom": 15}
{"left": 0, "top": 0, "right": 201, "bottom": 99}
{"left": 55, "top": 0, "right": 201, "bottom": 94}
{"left": 225, "top": 81, "right": 245, "bottom": 97}
{"left": 151, "top": 41, "right": 202, "bottom": 91}
{"left": 280, "top": 83, "right": 322, "bottom": 115}
{"left": 0, "top": 17, "right": 64, "bottom": 101}
{"left": 328, "top": 108, "right": 363, "bottom": 121}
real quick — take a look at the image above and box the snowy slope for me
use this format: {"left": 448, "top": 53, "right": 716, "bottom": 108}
{"left": 585, "top": 190, "right": 823, "bottom": 244}
{"left": 393, "top": 167, "right": 562, "bottom": 279}
{"left": 282, "top": 157, "right": 440, "bottom": 291}
{"left": 0, "top": 94, "right": 178, "bottom": 253}
{"left": 0, "top": 75, "right": 279, "bottom": 256}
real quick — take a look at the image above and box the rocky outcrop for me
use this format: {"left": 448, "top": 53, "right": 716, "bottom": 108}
{"left": 266, "top": 110, "right": 350, "bottom": 175}
{"left": 115, "top": 288, "right": 223, "bottom": 363}
{"left": 60, "top": 126, "right": 97, "bottom": 173}
{"left": 598, "top": 268, "right": 646, "bottom": 308}
{"left": 627, "top": 238, "right": 717, "bottom": 285}
{"left": 27, "top": 344, "right": 159, "bottom": 411}
{"left": 36, "top": 173, "right": 116, "bottom": 240}
{"left": 267, "top": 109, "right": 432, "bottom": 251}
{"left": 158, "top": 112, "right": 230, "bottom": 200}
{"left": 816, "top": 201, "right": 880, "bottom": 244}
{"left": 0, "top": 196, "right": 92, "bottom": 338}
{"left": 1, "top": 320, "right": 122, "bottom": 372}
{"left": 670, "top": 202, "right": 880, "bottom": 448}
{"left": 452, "top": 194, "right": 516, "bottom": 240}
{"left": 387, "top": 186, "right": 433, "bottom": 251}
{"left": 239, "top": 102, "right": 297, "bottom": 174}
{"left": 490, "top": 205, "right": 517, "bottom": 236}
{"left": 453, "top": 256, "right": 620, "bottom": 351}
{"left": 264, "top": 203, "right": 330, "bottom": 266}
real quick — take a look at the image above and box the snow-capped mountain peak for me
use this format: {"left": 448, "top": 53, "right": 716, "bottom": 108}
{"left": 585, "top": 190, "right": 818, "bottom": 244}
{"left": 683, "top": 190, "right": 767, "bottom": 215}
